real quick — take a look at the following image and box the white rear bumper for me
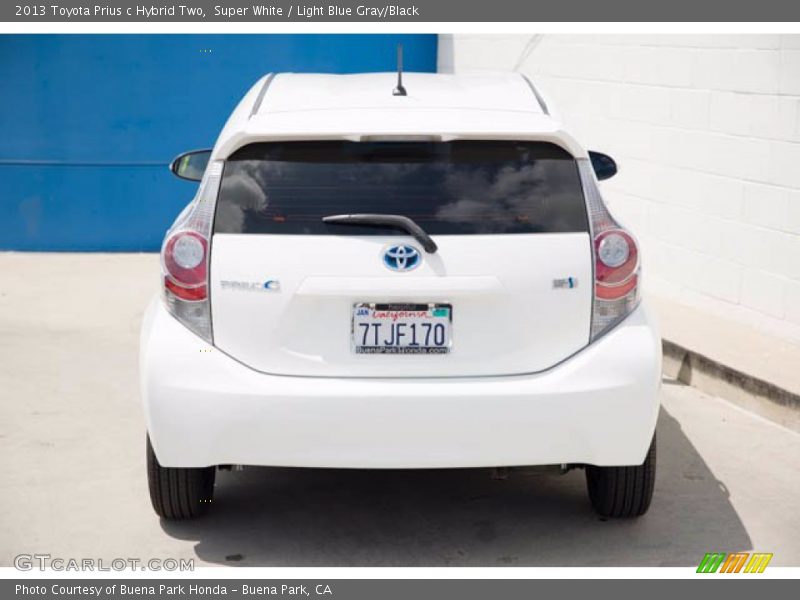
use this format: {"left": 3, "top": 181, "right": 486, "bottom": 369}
{"left": 140, "top": 300, "right": 661, "bottom": 469}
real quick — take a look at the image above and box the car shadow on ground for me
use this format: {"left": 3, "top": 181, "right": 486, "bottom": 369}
{"left": 161, "top": 395, "right": 751, "bottom": 566}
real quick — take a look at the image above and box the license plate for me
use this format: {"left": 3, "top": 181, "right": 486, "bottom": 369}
{"left": 352, "top": 303, "right": 452, "bottom": 354}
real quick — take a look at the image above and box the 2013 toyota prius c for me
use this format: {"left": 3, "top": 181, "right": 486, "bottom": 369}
{"left": 140, "top": 72, "right": 661, "bottom": 521}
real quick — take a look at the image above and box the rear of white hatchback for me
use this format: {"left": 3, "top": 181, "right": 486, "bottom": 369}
{"left": 141, "top": 72, "right": 661, "bottom": 520}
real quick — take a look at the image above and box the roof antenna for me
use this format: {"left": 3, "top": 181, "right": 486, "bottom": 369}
{"left": 392, "top": 43, "right": 407, "bottom": 97}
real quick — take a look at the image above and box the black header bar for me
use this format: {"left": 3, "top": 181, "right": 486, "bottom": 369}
{"left": 5, "top": 0, "right": 800, "bottom": 22}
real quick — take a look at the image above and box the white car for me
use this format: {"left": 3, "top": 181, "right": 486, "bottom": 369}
{"left": 141, "top": 72, "right": 661, "bottom": 520}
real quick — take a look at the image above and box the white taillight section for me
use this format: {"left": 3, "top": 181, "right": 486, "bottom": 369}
{"left": 160, "top": 161, "right": 223, "bottom": 343}
{"left": 172, "top": 233, "right": 205, "bottom": 269}
{"left": 597, "top": 232, "right": 630, "bottom": 268}
{"left": 578, "top": 160, "right": 641, "bottom": 341}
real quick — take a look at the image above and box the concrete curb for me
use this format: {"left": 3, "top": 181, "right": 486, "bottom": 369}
{"left": 662, "top": 338, "right": 800, "bottom": 432}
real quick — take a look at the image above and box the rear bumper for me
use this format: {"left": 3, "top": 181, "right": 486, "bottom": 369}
{"left": 140, "top": 299, "right": 661, "bottom": 469}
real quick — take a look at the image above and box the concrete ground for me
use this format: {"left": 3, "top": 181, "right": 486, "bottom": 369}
{"left": 653, "top": 293, "right": 800, "bottom": 432}
{"left": 1, "top": 253, "right": 799, "bottom": 567}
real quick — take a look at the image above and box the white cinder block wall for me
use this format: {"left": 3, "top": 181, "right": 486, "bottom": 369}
{"left": 439, "top": 34, "right": 800, "bottom": 342}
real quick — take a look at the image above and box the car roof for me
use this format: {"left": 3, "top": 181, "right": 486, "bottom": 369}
{"left": 212, "top": 73, "right": 587, "bottom": 158}
{"left": 255, "top": 72, "right": 546, "bottom": 114}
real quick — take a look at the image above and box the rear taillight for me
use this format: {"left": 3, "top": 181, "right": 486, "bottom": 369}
{"left": 578, "top": 160, "right": 641, "bottom": 341}
{"left": 160, "top": 161, "right": 222, "bottom": 342}
{"left": 594, "top": 229, "right": 638, "bottom": 300}
{"left": 163, "top": 231, "right": 208, "bottom": 300}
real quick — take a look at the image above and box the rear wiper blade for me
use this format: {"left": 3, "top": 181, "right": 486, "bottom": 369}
{"left": 322, "top": 213, "right": 438, "bottom": 254}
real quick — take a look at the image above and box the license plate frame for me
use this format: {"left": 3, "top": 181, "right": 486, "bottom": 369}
{"left": 351, "top": 302, "right": 453, "bottom": 355}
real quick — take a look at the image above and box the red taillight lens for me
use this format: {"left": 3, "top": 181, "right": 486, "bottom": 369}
{"left": 163, "top": 230, "right": 208, "bottom": 301}
{"left": 164, "top": 278, "right": 207, "bottom": 301}
{"left": 594, "top": 229, "right": 638, "bottom": 300}
{"left": 595, "top": 274, "right": 638, "bottom": 300}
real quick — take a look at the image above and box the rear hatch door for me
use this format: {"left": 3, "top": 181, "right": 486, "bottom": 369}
{"left": 210, "top": 140, "right": 592, "bottom": 377}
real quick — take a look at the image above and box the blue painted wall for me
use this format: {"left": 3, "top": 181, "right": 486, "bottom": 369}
{"left": 0, "top": 35, "right": 438, "bottom": 251}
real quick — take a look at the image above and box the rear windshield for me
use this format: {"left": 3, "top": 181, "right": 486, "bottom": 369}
{"left": 214, "top": 141, "right": 589, "bottom": 235}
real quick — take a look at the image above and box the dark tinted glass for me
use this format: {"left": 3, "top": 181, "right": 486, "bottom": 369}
{"left": 214, "top": 141, "right": 589, "bottom": 235}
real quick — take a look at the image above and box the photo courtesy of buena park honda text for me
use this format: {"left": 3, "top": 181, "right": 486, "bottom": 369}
{"left": 1, "top": 0, "right": 799, "bottom": 597}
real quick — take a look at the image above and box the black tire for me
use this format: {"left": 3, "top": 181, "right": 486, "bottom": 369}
{"left": 586, "top": 433, "right": 656, "bottom": 518}
{"left": 147, "top": 435, "right": 215, "bottom": 520}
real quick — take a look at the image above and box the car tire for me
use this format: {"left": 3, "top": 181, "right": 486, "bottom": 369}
{"left": 146, "top": 435, "right": 215, "bottom": 520}
{"left": 585, "top": 433, "right": 656, "bottom": 518}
